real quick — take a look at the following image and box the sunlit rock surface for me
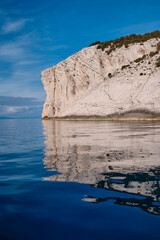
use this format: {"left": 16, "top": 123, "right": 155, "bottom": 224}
{"left": 42, "top": 38, "right": 160, "bottom": 119}
{"left": 43, "top": 120, "right": 160, "bottom": 215}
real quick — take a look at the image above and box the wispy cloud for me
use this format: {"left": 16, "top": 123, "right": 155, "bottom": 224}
{"left": 6, "top": 106, "right": 29, "bottom": 113}
{"left": 0, "top": 28, "right": 66, "bottom": 99}
{"left": 0, "top": 32, "right": 35, "bottom": 61}
{"left": 0, "top": 96, "right": 43, "bottom": 118}
{"left": 116, "top": 21, "right": 160, "bottom": 36}
{"left": 0, "top": 5, "right": 68, "bottom": 100}
{"left": 0, "top": 42, "right": 24, "bottom": 60}
{"left": 2, "top": 19, "right": 28, "bottom": 34}
{"left": 48, "top": 45, "right": 68, "bottom": 51}
{"left": 0, "top": 96, "right": 43, "bottom": 106}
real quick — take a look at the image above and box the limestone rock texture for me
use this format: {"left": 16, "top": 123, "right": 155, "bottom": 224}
{"left": 41, "top": 38, "right": 160, "bottom": 119}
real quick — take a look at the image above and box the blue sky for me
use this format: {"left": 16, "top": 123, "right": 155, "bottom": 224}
{"left": 0, "top": 0, "right": 160, "bottom": 117}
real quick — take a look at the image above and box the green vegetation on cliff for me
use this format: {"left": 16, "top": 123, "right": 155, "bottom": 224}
{"left": 149, "top": 42, "right": 160, "bottom": 57}
{"left": 89, "top": 30, "right": 160, "bottom": 54}
{"left": 156, "top": 57, "right": 160, "bottom": 67}
{"left": 134, "top": 55, "right": 146, "bottom": 63}
{"left": 121, "top": 64, "right": 130, "bottom": 70}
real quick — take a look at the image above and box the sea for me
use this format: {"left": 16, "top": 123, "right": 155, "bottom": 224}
{"left": 0, "top": 119, "right": 160, "bottom": 240}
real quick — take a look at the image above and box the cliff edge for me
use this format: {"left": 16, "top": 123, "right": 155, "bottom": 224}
{"left": 41, "top": 31, "right": 160, "bottom": 119}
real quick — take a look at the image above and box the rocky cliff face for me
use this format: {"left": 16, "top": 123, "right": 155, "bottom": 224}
{"left": 41, "top": 37, "right": 160, "bottom": 119}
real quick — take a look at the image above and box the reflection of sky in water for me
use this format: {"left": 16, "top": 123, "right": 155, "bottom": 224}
{"left": 0, "top": 119, "right": 160, "bottom": 240}
{"left": 43, "top": 120, "right": 160, "bottom": 215}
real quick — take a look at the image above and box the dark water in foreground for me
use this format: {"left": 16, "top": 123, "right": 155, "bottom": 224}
{"left": 0, "top": 119, "right": 160, "bottom": 240}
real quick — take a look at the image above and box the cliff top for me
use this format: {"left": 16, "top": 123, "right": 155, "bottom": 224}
{"left": 89, "top": 30, "right": 160, "bottom": 54}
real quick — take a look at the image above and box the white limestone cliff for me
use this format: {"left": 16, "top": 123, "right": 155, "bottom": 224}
{"left": 41, "top": 38, "right": 160, "bottom": 119}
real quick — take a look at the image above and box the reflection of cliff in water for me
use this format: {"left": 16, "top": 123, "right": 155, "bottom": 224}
{"left": 42, "top": 120, "right": 160, "bottom": 215}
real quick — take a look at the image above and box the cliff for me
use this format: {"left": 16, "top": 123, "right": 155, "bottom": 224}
{"left": 41, "top": 31, "right": 160, "bottom": 119}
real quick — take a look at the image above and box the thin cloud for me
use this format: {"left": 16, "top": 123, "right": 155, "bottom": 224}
{"left": 0, "top": 42, "right": 24, "bottom": 60}
{"left": 6, "top": 106, "right": 29, "bottom": 113}
{"left": 48, "top": 45, "right": 68, "bottom": 51}
{"left": 0, "top": 32, "right": 37, "bottom": 62}
{"left": 116, "top": 21, "right": 160, "bottom": 36}
{"left": 2, "top": 19, "right": 28, "bottom": 34}
{"left": 0, "top": 96, "right": 43, "bottom": 118}
{"left": 0, "top": 96, "right": 43, "bottom": 106}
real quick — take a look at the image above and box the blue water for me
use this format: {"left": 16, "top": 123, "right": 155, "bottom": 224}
{"left": 0, "top": 119, "right": 160, "bottom": 240}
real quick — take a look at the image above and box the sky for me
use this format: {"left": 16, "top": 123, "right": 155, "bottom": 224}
{"left": 0, "top": 0, "right": 160, "bottom": 118}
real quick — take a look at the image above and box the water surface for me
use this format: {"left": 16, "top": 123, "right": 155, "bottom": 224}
{"left": 0, "top": 119, "right": 160, "bottom": 240}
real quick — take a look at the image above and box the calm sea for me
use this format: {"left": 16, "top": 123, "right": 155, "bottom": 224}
{"left": 0, "top": 119, "right": 160, "bottom": 240}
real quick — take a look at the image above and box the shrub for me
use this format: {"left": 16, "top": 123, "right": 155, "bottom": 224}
{"left": 149, "top": 51, "right": 158, "bottom": 57}
{"left": 156, "top": 57, "right": 160, "bottom": 67}
{"left": 108, "top": 73, "right": 112, "bottom": 78}
{"left": 149, "top": 42, "right": 160, "bottom": 57}
{"left": 134, "top": 55, "right": 146, "bottom": 63}
{"left": 89, "top": 41, "right": 101, "bottom": 47}
{"left": 140, "top": 73, "right": 143, "bottom": 76}
{"left": 157, "top": 61, "right": 160, "bottom": 67}
{"left": 121, "top": 64, "right": 130, "bottom": 70}
{"left": 157, "top": 42, "right": 160, "bottom": 51}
